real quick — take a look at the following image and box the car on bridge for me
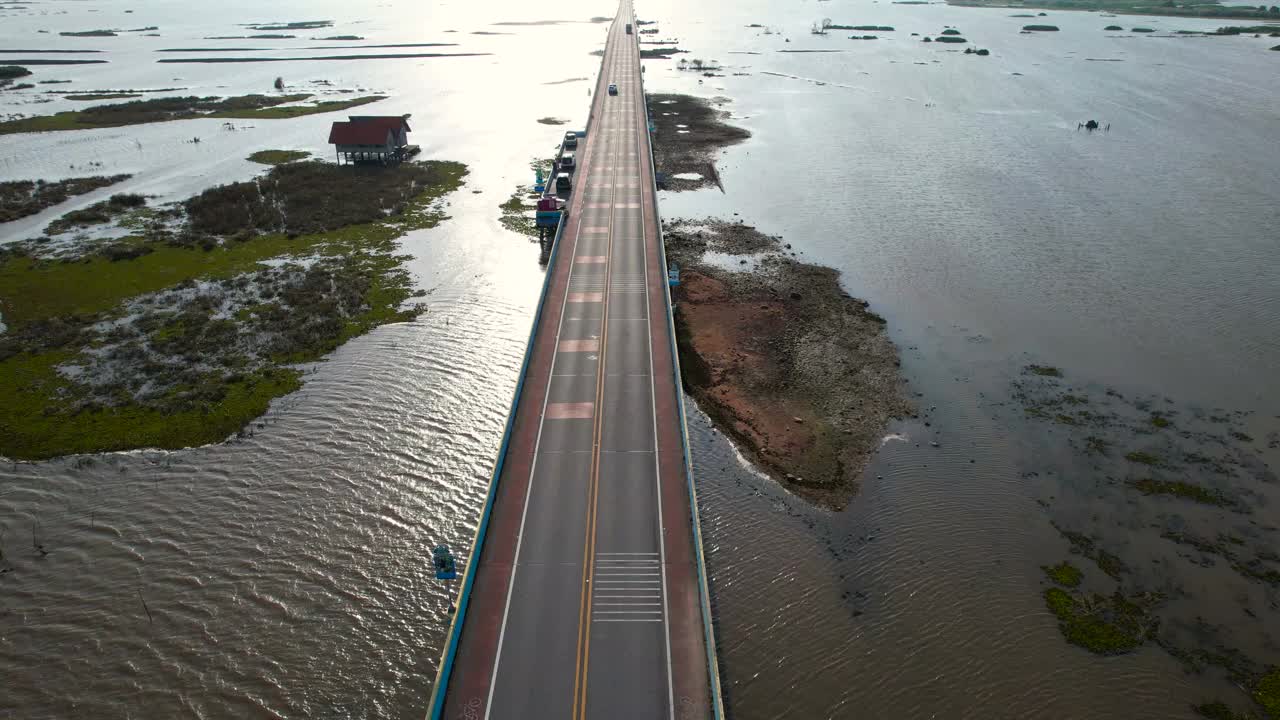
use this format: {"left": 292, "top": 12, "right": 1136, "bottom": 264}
{"left": 563, "top": 131, "right": 578, "bottom": 149}
{"left": 608, "top": 82, "right": 618, "bottom": 95}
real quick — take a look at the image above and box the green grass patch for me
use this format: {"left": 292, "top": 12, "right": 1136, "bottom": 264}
{"left": 1217, "top": 25, "right": 1280, "bottom": 34}
{"left": 1150, "top": 413, "right": 1171, "bottom": 428}
{"left": 0, "top": 353, "right": 302, "bottom": 459}
{"left": 0, "top": 93, "right": 385, "bottom": 135}
{"left": 247, "top": 149, "right": 311, "bottom": 165}
{"left": 0, "top": 65, "right": 33, "bottom": 80}
{"left": 45, "top": 192, "right": 146, "bottom": 235}
{"left": 950, "top": 0, "right": 1279, "bottom": 21}
{"left": 0, "top": 159, "right": 468, "bottom": 460}
{"left": 0, "top": 174, "right": 131, "bottom": 223}
{"left": 217, "top": 95, "right": 385, "bottom": 120}
{"left": 1043, "top": 587, "right": 1158, "bottom": 655}
{"left": 1042, "top": 561, "right": 1083, "bottom": 588}
{"left": 1131, "top": 478, "right": 1227, "bottom": 506}
{"left": 65, "top": 93, "right": 142, "bottom": 101}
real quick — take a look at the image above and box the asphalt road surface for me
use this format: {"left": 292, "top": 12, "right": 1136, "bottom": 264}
{"left": 435, "top": 3, "right": 717, "bottom": 719}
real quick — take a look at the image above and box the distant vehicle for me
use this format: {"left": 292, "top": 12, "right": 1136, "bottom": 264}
{"left": 608, "top": 83, "right": 618, "bottom": 95}
{"left": 626, "top": 23, "right": 633, "bottom": 34}
{"left": 555, "top": 172, "right": 572, "bottom": 193}
{"left": 563, "top": 131, "right": 578, "bottom": 149}
{"left": 560, "top": 152, "right": 575, "bottom": 172}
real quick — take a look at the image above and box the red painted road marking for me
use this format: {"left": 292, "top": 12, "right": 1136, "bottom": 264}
{"left": 558, "top": 339, "right": 600, "bottom": 352}
{"left": 582, "top": 226, "right": 610, "bottom": 233}
{"left": 568, "top": 292, "right": 604, "bottom": 303}
{"left": 546, "top": 402, "right": 595, "bottom": 419}
{"left": 576, "top": 255, "right": 608, "bottom": 264}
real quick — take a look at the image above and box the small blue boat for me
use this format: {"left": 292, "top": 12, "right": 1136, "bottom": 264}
{"left": 433, "top": 545, "right": 458, "bottom": 580}
{"left": 667, "top": 262, "right": 681, "bottom": 287}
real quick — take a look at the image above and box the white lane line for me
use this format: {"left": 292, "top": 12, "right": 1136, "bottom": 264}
{"left": 483, "top": 39, "right": 603, "bottom": 718}
{"left": 594, "top": 619, "right": 662, "bottom": 623}
{"left": 634, "top": 30, "right": 678, "bottom": 718}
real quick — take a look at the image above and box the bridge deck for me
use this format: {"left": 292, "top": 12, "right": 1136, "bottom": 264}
{"left": 430, "top": 3, "right": 720, "bottom": 719}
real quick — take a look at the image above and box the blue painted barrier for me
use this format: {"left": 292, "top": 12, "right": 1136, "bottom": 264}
{"left": 425, "top": 214, "right": 567, "bottom": 720}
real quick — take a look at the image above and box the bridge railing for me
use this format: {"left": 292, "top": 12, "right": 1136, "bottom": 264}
{"left": 634, "top": 19, "right": 727, "bottom": 720}
{"left": 424, "top": 212, "right": 567, "bottom": 720}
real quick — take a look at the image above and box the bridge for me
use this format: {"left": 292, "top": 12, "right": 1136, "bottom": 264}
{"left": 426, "top": 3, "right": 724, "bottom": 719}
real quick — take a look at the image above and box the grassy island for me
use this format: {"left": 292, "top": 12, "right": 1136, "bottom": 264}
{"left": 0, "top": 93, "right": 386, "bottom": 135}
{"left": 0, "top": 159, "right": 467, "bottom": 459}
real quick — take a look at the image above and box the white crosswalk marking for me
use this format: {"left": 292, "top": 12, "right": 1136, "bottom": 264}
{"left": 592, "top": 554, "right": 664, "bottom": 624}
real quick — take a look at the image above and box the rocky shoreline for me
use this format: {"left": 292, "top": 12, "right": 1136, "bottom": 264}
{"left": 665, "top": 220, "right": 911, "bottom": 509}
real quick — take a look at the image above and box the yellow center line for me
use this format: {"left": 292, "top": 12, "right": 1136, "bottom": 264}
{"left": 572, "top": 20, "right": 627, "bottom": 720}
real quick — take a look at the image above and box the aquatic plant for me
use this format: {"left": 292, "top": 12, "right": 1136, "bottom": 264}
{"left": 1105, "top": 24, "right": 1124, "bottom": 30}
{"left": 1124, "top": 450, "right": 1161, "bottom": 465}
{"left": 1023, "top": 24, "right": 1061, "bottom": 31}
{"left": 1042, "top": 561, "right": 1083, "bottom": 587}
{"left": 1043, "top": 588, "right": 1158, "bottom": 655}
{"left": 1025, "top": 364, "right": 1063, "bottom": 377}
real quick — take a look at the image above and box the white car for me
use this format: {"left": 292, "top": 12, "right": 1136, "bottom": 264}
{"left": 607, "top": 83, "right": 618, "bottom": 96}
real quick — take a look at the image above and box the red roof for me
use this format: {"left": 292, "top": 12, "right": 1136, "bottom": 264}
{"left": 328, "top": 121, "right": 393, "bottom": 146}
{"left": 347, "top": 115, "right": 412, "bottom": 133}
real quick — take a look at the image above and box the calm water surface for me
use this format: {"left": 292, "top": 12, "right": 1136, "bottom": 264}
{"left": 2, "top": 0, "right": 1278, "bottom": 717}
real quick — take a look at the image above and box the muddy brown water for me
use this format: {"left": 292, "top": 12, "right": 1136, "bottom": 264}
{"left": 3, "top": 0, "right": 1280, "bottom": 718}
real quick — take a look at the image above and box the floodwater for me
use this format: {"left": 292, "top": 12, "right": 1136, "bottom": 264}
{"left": 647, "top": 0, "right": 1280, "bottom": 718}
{"left": 2, "top": 0, "right": 1279, "bottom": 718}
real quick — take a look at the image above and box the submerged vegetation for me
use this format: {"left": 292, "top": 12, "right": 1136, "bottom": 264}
{"left": 0, "top": 160, "right": 468, "bottom": 459}
{"left": 1042, "top": 561, "right": 1083, "bottom": 588}
{"left": 1013, "top": 362, "right": 1280, "bottom": 715}
{"left": 1025, "top": 364, "right": 1063, "bottom": 377}
{"left": 0, "top": 93, "right": 386, "bottom": 134}
{"left": 1129, "top": 478, "right": 1228, "bottom": 506}
{"left": 0, "top": 175, "right": 131, "bottom": 223}
{"left": 499, "top": 186, "right": 539, "bottom": 237}
{"left": 1043, "top": 586, "right": 1160, "bottom": 655}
